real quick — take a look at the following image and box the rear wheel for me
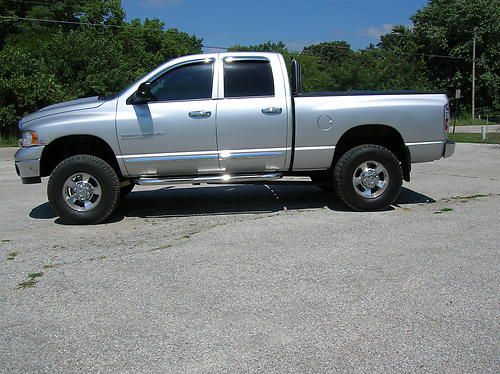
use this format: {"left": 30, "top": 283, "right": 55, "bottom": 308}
{"left": 47, "top": 155, "right": 120, "bottom": 225}
{"left": 334, "top": 144, "right": 402, "bottom": 211}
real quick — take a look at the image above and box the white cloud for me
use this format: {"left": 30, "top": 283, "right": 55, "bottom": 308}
{"left": 285, "top": 41, "right": 312, "bottom": 52}
{"left": 360, "top": 23, "right": 394, "bottom": 39}
{"left": 285, "top": 41, "right": 318, "bottom": 52}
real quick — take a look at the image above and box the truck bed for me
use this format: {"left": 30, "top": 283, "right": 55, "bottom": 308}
{"left": 291, "top": 92, "right": 449, "bottom": 170}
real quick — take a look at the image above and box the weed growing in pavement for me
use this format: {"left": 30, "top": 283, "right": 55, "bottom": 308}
{"left": 17, "top": 272, "right": 44, "bottom": 289}
{"left": 434, "top": 207, "right": 454, "bottom": 214}
{"left": 451, "top": 194, "right": 488, "bottom": 200}
{"left": 151, "top": 244, "right": 173, "bottom": 252}
{"left": 6, "top": 252, "right": 17, "bottom": 260}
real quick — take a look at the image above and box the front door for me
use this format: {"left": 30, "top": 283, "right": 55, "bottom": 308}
{"left": 116, "top": 58, "right": 220, "bottom": 176}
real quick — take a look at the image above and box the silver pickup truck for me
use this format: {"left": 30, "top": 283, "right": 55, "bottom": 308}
{"left": 15, "top": 52, "right": 454, "bottom": 224}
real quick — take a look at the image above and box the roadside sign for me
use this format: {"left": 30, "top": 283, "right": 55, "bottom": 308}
{"left": 455, "top": 89, "right": 461, "bottom": 99}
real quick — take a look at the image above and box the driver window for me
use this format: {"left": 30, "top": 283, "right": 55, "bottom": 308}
{"left": 149, "top": 61, "right": 214, "bottom": 101}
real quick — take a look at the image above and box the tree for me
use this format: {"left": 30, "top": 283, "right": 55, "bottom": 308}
{"left": 302, "top": 41, "right": 354, "bottom": 64}
{"left": 228, "top": 41, "right": 288, "bottom": 54}
{"left": 0, "top": 0, "right": 202, "bottom": 135}
{"left": 411, "top": 0, "right": 500, "bottom": 111}
{"left": 298, "top": 38, "right": 430, "bottom": 92}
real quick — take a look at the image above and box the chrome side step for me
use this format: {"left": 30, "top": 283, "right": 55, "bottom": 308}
{"left": 135, "top": 172, "right": 283, "bottom": 186}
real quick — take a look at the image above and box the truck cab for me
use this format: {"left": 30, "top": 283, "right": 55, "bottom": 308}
{"left": 116, "top": 53, "right": 292, "bottom": 177}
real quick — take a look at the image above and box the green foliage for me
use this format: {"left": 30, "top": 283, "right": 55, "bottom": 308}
{"left": 410, "top": 0, "right": 500, "bottom": 110}
{"left": 227, "top": 0, "right": 499, "bottom": 110}
{"left": 0, "top": 134, "right": 17, "bottom": 147}
{"left": 229, "top": 38, "right": 430, "bottom": 93}
{"left": 292, "top": 53, "right": 335, "bottom": 92}
{"left": 303, "top": 41, "right": 354, "bottom": 64}
{"left": 0, "top": 0, "right": 202, "bottom": 135}
{"left": 0, "top": 44, "right": 68, "bottom": 132}
{"left": 448, "top": 132, "right": 500, "bottom": 144}
{"left": 1, "top": 0, "right": 498, "bottom": 136}
{"left": 454, "top": 116, "right": 496, "bottom": 126}
{"left": 228, "top": 41, "right": 288, "bottom": 54}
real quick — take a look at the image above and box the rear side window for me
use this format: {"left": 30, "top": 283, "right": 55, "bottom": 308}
{"left": 224, "top": 59, "right": 274, "bottom": 98}
{"left": 149, "top": 61, "right": 213, "bottom": 101}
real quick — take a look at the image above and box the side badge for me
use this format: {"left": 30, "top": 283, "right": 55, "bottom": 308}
{"left": 121, "top": 132, "right": 164, "bottom": 140}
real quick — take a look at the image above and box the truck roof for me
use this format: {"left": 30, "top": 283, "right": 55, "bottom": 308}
{"left": 181, "top": 52, "right": 281, "bottom": 61}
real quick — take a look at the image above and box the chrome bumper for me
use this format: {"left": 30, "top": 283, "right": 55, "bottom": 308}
{"left": 443, "top": 141, "right": 455, "bottom": 158}
{"left": 14, "top": 146, "right": 44, "bottom": 184}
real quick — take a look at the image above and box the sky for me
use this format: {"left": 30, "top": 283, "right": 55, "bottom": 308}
{"left": 121, "top": 0, "right": 429, "bottom": 52}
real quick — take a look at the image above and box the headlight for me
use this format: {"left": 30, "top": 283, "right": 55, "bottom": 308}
{"left": 20, "top": 131, "right": 39, "bottom": 147}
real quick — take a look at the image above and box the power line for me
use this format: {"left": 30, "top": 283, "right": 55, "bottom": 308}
{"left": 413, "top": 53, "right": 466, "bottom": 60}
{"left": 0, "top": 15, "right": 470, "bottom": 60}
{"left": 0, "top": 15, "right": 170, "bottom": 32}
{"left": 5, "top": 0, "right": 52, "bottom": 5}
{"left": 292, "top": 44, "right": 468, "bottom": 61}
{"left": 0, "top": 15, "right": 232, "bottom": 51}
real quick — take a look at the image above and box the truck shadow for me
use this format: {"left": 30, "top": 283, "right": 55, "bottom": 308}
{"left": 29, "top": 184, "right": 435, "bottom": 224}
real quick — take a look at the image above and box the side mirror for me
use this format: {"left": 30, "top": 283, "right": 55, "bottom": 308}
{"left": 126, "top": 82, "right": 153, "bottom": 105}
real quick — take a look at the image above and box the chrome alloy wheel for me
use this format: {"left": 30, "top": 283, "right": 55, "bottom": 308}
{"left": 352, "top": 160, "right": 389, "bottom": 199}
{"left": 62, "top": 172, "right": 102, "bottom": 212}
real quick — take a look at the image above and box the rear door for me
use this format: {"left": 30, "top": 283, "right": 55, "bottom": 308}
{"left": 215, "top": 56, "right": 289, "bottom": 173}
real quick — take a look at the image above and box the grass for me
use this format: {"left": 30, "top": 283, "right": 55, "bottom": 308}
{"left": 451, "top": 194, "right": 488, "bottom": 200}
{"left": 17, "top": 272, "right": 44, "bottom": 289}
{"left": 434, "top": 207, "right": 454, "bottom": 214}
{"left": 28, "top": 271, "right": 44, "bottom": 278}
{"left": 0, "top": 135, "right": 18, "bottom": 147}
{"left": 6, "top": 252, "right": 18, "bottom": 260}
{"left": 448, "top": 133, "right": 500, "bottom": 144}
{"left": 150, "top": 244, "right": 172, "bottom": 252}
{"left": 181, "top": 230, "right": 201, "bottom": 240}
{"left": 453, "top": 118, "right": 497, "bottom": 126}
{"left": 42, "top": 263, "right": 58, "bottom": 269}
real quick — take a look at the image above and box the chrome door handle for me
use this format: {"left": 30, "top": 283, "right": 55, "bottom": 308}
{"left": 188, "top": 110, "right": 211, "bottom": 118}
{"left": 261, "top": 107, "right": 282, "bottom": 114}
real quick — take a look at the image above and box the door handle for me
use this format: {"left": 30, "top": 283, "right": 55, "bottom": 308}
{"left": 189, "top": 110, "right": 211, "bottom": 118}
{"left": 261, "top": 107, "right": 282, "bottom": 115}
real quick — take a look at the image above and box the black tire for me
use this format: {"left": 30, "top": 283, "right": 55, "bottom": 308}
{"left": 334, "top": 144, "right": 402, "bottom": 211}
{"left": 47, "top": 155, "right": 120, "bottom": 225}
{"left": 120, "top": 182, "right": 135, "bottom": 198}
{"left": 310, "top": 173, "right": 335, "bottom": 192}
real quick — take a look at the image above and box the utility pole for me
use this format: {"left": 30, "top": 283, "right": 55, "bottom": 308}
{"left": 472, "top": 29, "right": 476, "bottom": 121}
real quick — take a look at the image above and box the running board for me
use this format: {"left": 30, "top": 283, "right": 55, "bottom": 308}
{"left": 135, "top": 173, "right": 283, "bottom": 186}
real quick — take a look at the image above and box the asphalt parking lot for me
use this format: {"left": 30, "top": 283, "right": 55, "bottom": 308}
{"left": 0, "top": 143, "right": 499, "bottom": 373}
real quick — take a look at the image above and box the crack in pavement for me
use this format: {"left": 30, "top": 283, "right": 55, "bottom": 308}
{"left": 412, "top": 171, "right": 498, "bottom": 180}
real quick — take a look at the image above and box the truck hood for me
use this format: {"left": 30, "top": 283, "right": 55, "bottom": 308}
{"left": 20, "top": 96, "right": 107, "bottom": 128}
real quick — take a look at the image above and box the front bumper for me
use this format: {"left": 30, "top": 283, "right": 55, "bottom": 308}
{"left": 443, "top": 141, "right": 455, "bottom": 158}
{"left": 14, "top": 146, "right": 44, "bottom": 184}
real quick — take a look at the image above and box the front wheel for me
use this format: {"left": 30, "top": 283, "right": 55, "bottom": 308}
{"left": 334, "top": 145, "right": 402, "bottom": 211}
{"left": 47, "top": 155, "right": 120, "bottom": 225}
